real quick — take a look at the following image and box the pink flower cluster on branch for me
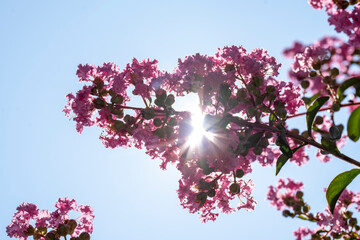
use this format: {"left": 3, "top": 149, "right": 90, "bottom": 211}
{"left": 268, "top": 178, "right": 360, "bottom": 239}
{"left": 309, "top": 0, "right": 360, "bottom": 45}
{"left": 63, "top": 0, "right": 360, "bottom": 224}
{"left": 6, "top": 198, "right": 94, "bottom": 240}
{"left": 284, "top": 35, "right": 360, "bottom": 100}
{"left": 64, "top": 45, "right": 308, "bottom": 222}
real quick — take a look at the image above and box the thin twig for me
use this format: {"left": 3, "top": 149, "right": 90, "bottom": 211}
{"left": 287, "top": 102, "right": 360, "bottom": 119}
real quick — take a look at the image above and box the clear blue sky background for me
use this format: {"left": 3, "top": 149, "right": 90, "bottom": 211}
{"left": 1, "top": 1, "right": 359, "bottom": 239}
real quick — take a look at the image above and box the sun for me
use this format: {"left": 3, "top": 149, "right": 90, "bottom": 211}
{"left": 187, "top": 107, "right": 214, "bottom": 146}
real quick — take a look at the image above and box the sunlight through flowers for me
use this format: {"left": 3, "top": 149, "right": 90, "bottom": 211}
{"left": 187, "top": 108, "right": 214, "bottom": 146}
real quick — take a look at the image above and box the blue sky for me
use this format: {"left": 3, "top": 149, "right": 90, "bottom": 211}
{"left": 1, "top": 1, "right": 359, "bottom": 239}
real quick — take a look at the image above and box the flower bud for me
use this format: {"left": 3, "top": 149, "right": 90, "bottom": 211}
{"left": 57, "top": 224, "right": 69, "bottom": 237}
{"left": 331, "top": 102, "right": 341, "bottom": 112}
{"left": 314, "top": 116, "right": 323, "bottom": 125}
{"left": 330, "top": 67, "right": 339, "bottom": 77}
{"left": 93, "top": 77, "right": 104, "bottom": 89}
{"left": 332, "top": 232, "right": 341, "bottom": 239}
{"left": 293, "top": 204, "right": 302, "bottom": 213}
{"left": 338, "top": 0, "right": 349, "bottom": 9}
{"left": 303, "top": 205, "right": 310, "bottom": 213}
{"left": 266, "top": 85, "right": 275, "bottom": 93}
{"left": 92, "top": 98, "right": 106, "bottom": 109}
{"left": 168, "top": 118, "right": 177, "bottom": 126}
{"left": 349, "top": 217, "right": 357, "bottom": 227}
{"left": 309, "top": 71, "right": 317, "bottom": 77}
{"left": 153, "top": 118, "right": 162, "bottom": 127}
{"left": 282, "top": 210, "right": 291, "bottom": 217}
{"left": 300, "top": 80, "right": 310, "bottom": 89}
{"left": 284, "top": 197, "right": 295, "bottom": 206}
{"left": 224, "top": 64, "right": 235, "bottom": 72}
{"left": 111, "top": 95, "right": 124, "bottom": 104}
{"left": 229, "top": 183, "right": 240, "bottom": 194}
{"left": 113, "top": 120, "right": 125, "bottom": 131}
{"left": 37, "top": 227, "right": 47, "bottom": 236}
{"left": 79, "top": 232, "right": 90, "bottom": 240}
{"left": 322, "top": 76, "right": 332, "bottom": 84}
{"left": 67, "top": 219, "right": 77, "bottom": 234}
{"left": 24, "top": 225, "right": 35, "bottom": 236}
{"left": 345, "top": 211, "right": 353, "bottom": 218}
{"left": 195, "top": 192, "right": 208, "bottom": 203}
{"left": 329, "top": 125, "right": 341, "bottom": 140}
{"left": 207, "top": 189, "right": 216, "bottom": 198}
{"left": 165, "top": 94, "right": 175, "bottom": 106}
{"left": 295, "top": 191, "right": 303, "bottom": 199}
{"left": 236, "top": 169, "right": 244, "bottom": 178}
{"left": 142, "top": 108, "right": 156, "bottom": 120}
{"left": 45, "top": 232, "right": 57, "bottom": 240}
{"left": 252, "top": 76, "right": 263, "bottom": 87}
{"left": 300, "top": 131, "right": 309, "bottom": 138}
{"left": 290, "top": 129, "right": 300, "bottom": 135}
{"left": 276, "top": 108, "right": 287, "bottom": 119}
{"left": 267, "top": 93, "right": 276, "bottom": 101}
{"left": 312, "top": 61, "right": 321, "bottom": 70}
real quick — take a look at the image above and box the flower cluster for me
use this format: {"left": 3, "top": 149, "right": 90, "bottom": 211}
{"left": 268, "top": 178, "right": 360, "bottom": 240}
{"left": 309, "top": 0, "right": 360, "bottom": 45}
{"left": 6, "top": 198, "right": 94, "bottom": 240}
{"left": 284, "top": 36, "right": 360, "bottom": 103}
{"left": 64, "top": 45, "right": 308, "bottom": 222}
{"left": 63, "top": 0, "right": 360, "bottom": 225}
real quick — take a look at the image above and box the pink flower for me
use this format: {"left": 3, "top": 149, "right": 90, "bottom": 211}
{"left": 7, "top": 198, "right": 94, "bottom": 239}
{"left": 293, "top": 227, "right": 313, "bottom": 240}
{"left": 55, "top": 197, "right": 77, "bottom": 214}
{"left": 267, "top": 178, "right": 304, "bottom": 210}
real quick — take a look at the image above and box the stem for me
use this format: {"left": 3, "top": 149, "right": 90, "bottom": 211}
{"left": 286, "top": 102, "right": 360, "bottom": 119}
{"left": 230, "top": 117, "right": 360, "bottom": 168}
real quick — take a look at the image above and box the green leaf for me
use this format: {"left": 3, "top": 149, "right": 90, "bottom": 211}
{"left": 326, "top": 168, "right": 360, "bottom": 214}
{"left": 321, "top": 136, "right": 341, "bottom": 155}
{"left": 245, "top": 131, "right": 264, "bottom": 148}
{"left": 269, "top": 113, "right": 276, "bottom": 126}
{"left": 276, "top": 154, "right": 289, "bottom": 176}
{"left": 306, "top": 96, "right": 329, "bottom": 138}
{"left": 276, "top": 130, "right": 292, "bottom": 158}
{"left": 348, "top": 106, "right": 360, "bottom": 142}
{"left": 276, "top": 144, "right": 306, "bottom": 175}
{"left": 337, "top": 77, "right": 360, "bottom": 102}
{"left": 305, "top": 91, "right": 321, "bottom": 107}
{"left": 356, "top": 83, "right": 360, "bottom": 97}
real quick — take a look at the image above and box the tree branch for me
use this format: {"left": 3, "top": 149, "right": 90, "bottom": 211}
{"left": 230, "top": 117, "right": 360, "bottom": 168}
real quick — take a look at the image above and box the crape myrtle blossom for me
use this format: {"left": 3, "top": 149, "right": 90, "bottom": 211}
{"left": 64, "top": 45, "right": 307, "bottom": 222}
{"left": 284, "top": 35, "right": 360, "bottom": 98}
{"left": 268, "top": 178, "right": 360, "bottom": 239}
{"left": 6, "top": 197, "right": 94, "bottom": 240}
{"left": 309, "top": 0, "right": 360, "bottom": 46}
